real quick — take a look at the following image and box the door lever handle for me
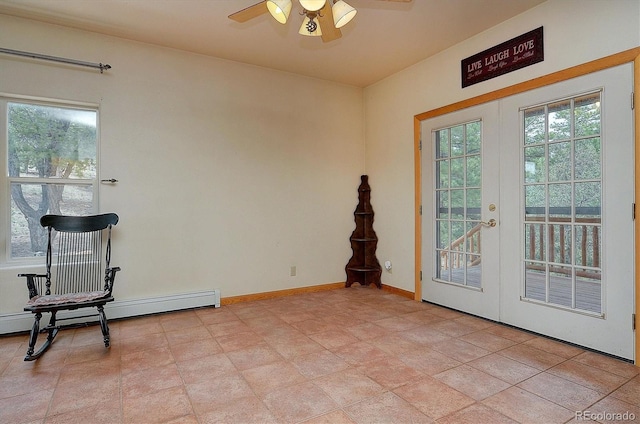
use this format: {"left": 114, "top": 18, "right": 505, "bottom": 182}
{"left": 481, "top": 219, "right": 497, "bottom": 227}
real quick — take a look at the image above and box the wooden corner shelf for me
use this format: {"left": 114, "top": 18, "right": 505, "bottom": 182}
{"left": 345, "top": 175, "right": 382, "bottom": 289}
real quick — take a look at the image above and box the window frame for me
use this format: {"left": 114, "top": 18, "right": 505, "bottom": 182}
{"left": 0, "top": 93, "right": 100, "bottom": 265}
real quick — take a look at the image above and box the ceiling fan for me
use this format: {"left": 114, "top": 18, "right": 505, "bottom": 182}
{"left": 229, "top": 0, "right": 412, "bottom": 43}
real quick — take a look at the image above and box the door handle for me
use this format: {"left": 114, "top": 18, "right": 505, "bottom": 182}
{"left": 481, "top": 219, "right": 496, "bottom": 227}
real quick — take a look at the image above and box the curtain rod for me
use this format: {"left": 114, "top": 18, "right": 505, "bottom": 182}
{"left": 0, "top": 47, "right": 111, "bottom": 73}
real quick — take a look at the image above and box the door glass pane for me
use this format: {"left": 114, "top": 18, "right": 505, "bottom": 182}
{"left": 522, "top": 91, "right": 603, "bottom": 314}
{"left": 433, "top": 120, "right": 482, "bottom": 288}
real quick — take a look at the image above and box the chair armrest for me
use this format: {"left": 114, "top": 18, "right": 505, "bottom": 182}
{"left": 104, "top": 267, "right": 121, "bottom": 294}
{"left": 18, "top": 273, "right": 47, "bottom": 299}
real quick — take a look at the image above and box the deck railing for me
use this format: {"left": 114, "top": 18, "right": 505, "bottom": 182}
{"left": 440, "top": 216, "right": 601, "bottom": 281}
{"left": 440, "top": 222, "right": 482, "bottom": 270}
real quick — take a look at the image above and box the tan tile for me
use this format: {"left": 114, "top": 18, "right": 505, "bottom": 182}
{"left": 63, "top": 341, "right": 121, "bottom": 366}
{"left": 344, "top": 391, "right": 432, "bottom": 424}
{"left": 452, "top": 315, "right": 495, "bottom": 330}
{"left": 517, "top": 371, "right": 604, "bottom": 410}
{"left": 522, "top": 336, "right": 585, "bottom": 358}
{"left": 265, "top": 334, "right": 325, "bottom": 359}
{"left": 484, "top": 325, "right": 536, "bottom": 343}
{"left": 434, "top": 364, "right": 511, "bottom": 400}
{"left": 548, "top": 360, "right": 629, "bottom": 394}
{"left": 164, "top": 325, "right": 212, "bottom": 346}
{"left": 225, "top": 343, "right": 283, "bottom": 371}
{"left": 611, "top": 375, "right": 640, "bottom": 406}
{"left": 49, "top": 373, "right": 120, "bottom": 416}
{"left": 159, "top": 310, "right": 203, "bottom": 332}
{"left": 0, "top": 389, "right": 52, "bottom": 423}
{"left": 165, "top": 415, "right": 200, "bottom": 424}
{"left": 313, "top": 368, "right": 385, "bottom": 406}
{"left": 309, "top": 329, "right": 360, "bottom": 350}
{"left": 498, "top": 343, "right": 566, "bottom": 370}
{"left": 573, "top": 351, "right": 640, "bottom": 379}
{"left": 468, "top": 353, "right": 541, "bottom": 385}
{"left": 292, "top": 350, "right": 349, "bottom": 379}
{"left": 119, "top": 332, "right": 169, "bottom": 355}
{"left": 581, "top": 396, "right": 640, "bottom": 424}
{"left": 262, "top": 381, "right": 339, "bottom": 423}
{"left": 195, "top": 308, "right": 239, "bottom": 325}
{"left": 398, "top": 347, "right": 462, "bottom": 376}
{"left": 207, "top": 319, "right": 252, "bottom": 337}
{"left": 241, "top": 360, "right": 307, "bottom": 396}
{"left": 169, "top": 338, "right": 222, "bottom": 362}
{"left": 373, "top": 316, "right": 421, "bottom": 332}
{"left": 301, "top": 409, "right": 357, "bottom": 424}
{"left": 43, "top": 399, "right": 122, "bottom": 424}
{"left": 398, "top": 326, "right": 451, "bottom": 347}
{"left": 123, "top": 385, "right": 193, "bottom": 424}
{"left": 118, "top": 316, "right": 164, "bottom": 340}
{"left": 215, "top": 330, "right": 264, "bottom": 352}
{"left": 0, "top": 367, "right": 59, "bottom": 399}
{"left": 198, "top": 395, "right": 278, "bottom": 424}
{"left": 370, "top": 332, "right": 423, "bottom": 355}
{"left": 430, "top": 338, "right": 491, "bottom": 363}
{"left": 343, "top": 321, "right": 390, "bottom": 340}
{"left": 459, "top": 330, "right": 518, "bottom": 352}
{"left": 428, "top": 320, "right": 479, "bottom": 337}
{"left": 290, "top": 319, "right": 340, "bottom": 335}
{"left": 121, "top": 346, "right": 174, "bottom": 374}
{"left": 394, "top": 376, "right": 475, "bottom": 419}
{"left": 332, "top": 340, "right": 390, "bottom": 365}
{"left": 482, "top": 386, "right": 574, "bottom": 423}
{"left": 427, "top": 306, "right": 465, "bottom": 319}
{"left": 185, "top": 372, "right": 255, "bottom": 415}
{"left": 176, "top": 352, "right": 237, "bottom": 384}
{"left": 122, "top": 363, "right": 183, "bottom": 399}
{"left": 401, "top": 310, "right": 445, "bottom": 325}
{"left": 435, "top": 403, "right": 518, "bottom": 424}
{"left": 356, "top": 357, "right": 425, "bottom": 389}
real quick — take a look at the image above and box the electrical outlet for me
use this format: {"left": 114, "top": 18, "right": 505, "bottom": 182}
{"left": 290, "top": 266, "right": 296, "bottom": 277}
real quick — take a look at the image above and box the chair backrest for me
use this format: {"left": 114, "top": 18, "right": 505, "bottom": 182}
{"left": 41, "top": 213, "right": 119, "bottom": 296}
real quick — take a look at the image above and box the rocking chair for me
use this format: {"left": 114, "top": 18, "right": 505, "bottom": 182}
{"left": 19, "top": 213, "right": 120, "bottom": 361}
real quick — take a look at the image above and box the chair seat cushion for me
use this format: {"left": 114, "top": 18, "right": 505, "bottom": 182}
{"left": 27, "top": 290, "right": 110, "bottom": 307}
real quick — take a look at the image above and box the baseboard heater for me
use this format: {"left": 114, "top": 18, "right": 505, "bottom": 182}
{"left": 0, "top": 289, "right": 221, "bottom": 335}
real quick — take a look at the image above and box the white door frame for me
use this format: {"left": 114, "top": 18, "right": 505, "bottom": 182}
{"left": 413, "top": 47, "right": 640, "bottom": 363}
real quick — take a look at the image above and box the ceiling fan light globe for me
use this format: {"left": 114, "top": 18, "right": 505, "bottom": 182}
{"left": 299, "top": 15, "right": 322, "bottom": 36}
{"left": 267, "top": 0, "right": 292, "bottom": 24}
{"left": 332, "top": 1, "right": 357, "bottom": 28}
{"left": 299, "top": 0, "right": 326, "bottom": 12}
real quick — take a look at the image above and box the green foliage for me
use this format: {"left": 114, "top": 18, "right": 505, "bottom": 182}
{"left": 7, "top": 102, "right": 97, "bottom": 256}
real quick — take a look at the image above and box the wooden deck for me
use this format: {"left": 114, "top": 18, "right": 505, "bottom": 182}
{"left": 444, "top": 265, "right": 601, "bottom": 313}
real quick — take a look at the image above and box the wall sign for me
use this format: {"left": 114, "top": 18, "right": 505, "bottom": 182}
{"left": 461, "top": 26, "right": 544, "bottom": 88}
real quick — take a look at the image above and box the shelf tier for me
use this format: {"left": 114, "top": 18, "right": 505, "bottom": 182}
{"left": 346, "top": 266, "right": 380, "bottom": 272}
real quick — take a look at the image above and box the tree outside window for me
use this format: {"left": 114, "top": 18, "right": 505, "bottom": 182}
{"left": 7, "top": 101, "right": 97, "bottom": 258}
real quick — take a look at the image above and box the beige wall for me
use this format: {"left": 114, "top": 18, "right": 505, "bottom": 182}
{"left": 364, "top": 0, "right": 640, "bottom": 294}
{"left": 1, "top": 0, "right": 638, "bottom": 322}
{"left": 0, "top": 15, "right": 364, "bottom": 316}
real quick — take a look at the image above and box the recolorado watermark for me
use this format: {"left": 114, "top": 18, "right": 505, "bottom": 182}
{"left": 576, "top": 410, "right": 636, "bottom": 421}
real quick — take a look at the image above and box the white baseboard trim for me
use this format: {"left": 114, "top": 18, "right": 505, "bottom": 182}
{"left": 0, "top": 289, "right": 221, "bottom": 335}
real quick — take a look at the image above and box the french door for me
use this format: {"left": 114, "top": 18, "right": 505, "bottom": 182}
{"left": 422, "top": 63, "right": 635, "bottom": 359}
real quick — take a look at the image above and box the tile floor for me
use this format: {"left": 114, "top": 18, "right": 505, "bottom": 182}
{"left": 1, "top": 286, "right": 639, "bottom": 423}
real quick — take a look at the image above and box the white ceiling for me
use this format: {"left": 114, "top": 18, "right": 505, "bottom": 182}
{"left": 0, "top": 0, "right": 547, "bottom": 87}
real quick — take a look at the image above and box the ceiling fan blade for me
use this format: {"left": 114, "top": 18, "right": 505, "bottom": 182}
{"left": 318, "top": 1, "right": 341, "bottom": 43}
{"left": 229, "top": 1, "right": 268, "bottom": 23}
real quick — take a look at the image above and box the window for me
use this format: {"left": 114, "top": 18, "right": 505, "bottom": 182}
{"left": 433, "top": 120, "right": 482, "bottom": 288}
{"left": 2, "top": 97, "right": 98, "bottom": 261}
{"left": 522, "top": 91, "right": 602, "bottom": 314}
